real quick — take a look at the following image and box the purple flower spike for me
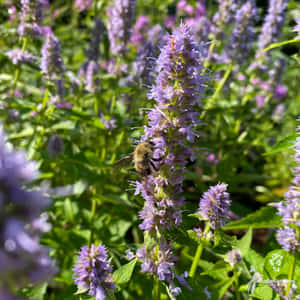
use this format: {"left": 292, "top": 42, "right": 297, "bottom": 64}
{"left": 0, "top": 126, "right": 55, "bottom": 297}
{"left": 137, "top": 24, "right": 210, "bottom": 233}
{"left": 257, "top": 0, "right": 288, "bottom": 52}
{"left": 18, "top": 0, "right": 48, "bottom": 37}
{"left": 74, "top": 0, "right": 93, "bottom": 12}
{"left": 41, "top": 32, "right": 65, "bottom": 80}
{"left": 135, "top": 239, "right": 189, "bottom": 298}
{"left": 273, "top": 126, "right": 300, "bottom": 252}
{"left": 199, "top": 183, "right": 231, "bottom": 229}
{"left": 226, "top": 0, "right": 257, "bottom": 64}
{"left": 107, "top": 0, "right": 136, "bottom": 56}
{"left": 73, "top": 244, "right": 115, "bottom": 300}
{"left": 7, "top": 49, "right": 37, "bottom": 65}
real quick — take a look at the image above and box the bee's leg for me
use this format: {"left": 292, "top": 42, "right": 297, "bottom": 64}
{"left": 149, "top": 160, "right": 159, "bottom": 172}
{"left": 151, "top": 157, "right": 161, "bottom": 162}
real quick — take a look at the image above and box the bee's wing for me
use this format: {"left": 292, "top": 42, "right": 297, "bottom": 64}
{"left": 112, "top": 153, "right": 133, "bottom": 170}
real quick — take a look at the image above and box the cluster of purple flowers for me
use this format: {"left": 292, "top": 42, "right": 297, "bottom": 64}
{"left": 136, "top": 23, "right": 209, "bottom": 232}
{"left": 7, "top": 49, "right": 37, "bottom": 65}
{"left": 130, "top": 23, "right": 210, "bottom": 295}
{"left": 198, "top": 183, "right": 231, "bottom": 229}
{"left": 226, "top": 0, "right": 257, "bottom": 64}
{"left": 0, "top": 126, "right": 55, "bottom": 298}
{"left": 41, "top": 30, "right": 66, "bottom": 102}
{"left": 107, "top": 0, "right": 136, "bottom": 56}
{"left": 74, "top": 0, "right": 93, "bottom": 12}
{"left": 257, "top": 0, "right": 288, "bottom": 52}
{"left": 73, "top": 244, "right": 115, "bottom": 300}
{"left": 41, "top": 31, "right": 65, "bottom": 80}
{"left": 127, "top": 239, "right": 191, "bottom": 298}
{"left": 213, "top": 0, "right": 240, "bottom": 30}
{"left": 18, "top": 0, "right": 49, "bottom": 37}
{"left": 79, "top": 18, "right": 103, "bottom": 92}
{"left": 274, "top": 132, "right": 300, "bottom": 252}
{"left": 133, "top": 40, "right": 156, "bottom": 86}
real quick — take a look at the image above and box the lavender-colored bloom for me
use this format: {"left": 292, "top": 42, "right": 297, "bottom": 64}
{"left": 189, "top": 16, "right": 213, "bottom": 44}
{"left": 269, "top": 279, "right": 297, "bottom": 300}
{"left": 257, "top": 0, "right": 288, "bottom": 52}
{"left": 107, "top": 0, "right": 136, "bottom": 56}
{"left": 7, "top": 49, "right": 37, "bottom": 65}
{"left": 226, "top": 0, "right": 257, "bottom": 64}
{"left": 131, "top": 15, "right": 151, "bottom": 46}
{"left": 131, "top": 239, "right": 187, "bottom": 298}
{"left": 41, "top": 32, "right": 65, "bottom": 80}
{"left": 79, "top": 19, "right": 102, "bottom": 92}
{"left": 47, "top": 135, "right": 64, "bottom": 158}
{"left": 136, "top": 24, "right": 210, "bottom": 232}
{"left": 73, "top": 244, "right": 115, "bottom": 300}
{"left": 133, "top": 40, "right": 156, "bottom": 86}
{"left": 213, "top": 0, "right": 240, "bottom": 28}
{"left": 85, "top": 60, "right": 100, "bottom": 92}
{"left": 294, "top": 19, "right": 300, "bottom": 39}
{"left": 276, "top": 227, "right": 298, "bottom": 252}
{"left": 272, "top": 104, "right": 285, "bottom": 122}
{"left": 74, "top": 0, "right": 93, "bottom": 12}
{"left": 86, "top": 18, "right": 103, "bottom": 62}
{"left": 0, "top": 126, "right": 55, "bottom": 295}
{"left": 198, "top": 183, "right": 231, "bottom": 229}
{"left": 227, "top": 249, "right": 242, "bottom": 267}
{"left": 18, "top": 0, "right": 48, "bottom": 37}
{"left": 273, "top": 129, "right": 300, "bottom": 252}
{"left": 255, "top": 94, "right": 266, "bottom": 107}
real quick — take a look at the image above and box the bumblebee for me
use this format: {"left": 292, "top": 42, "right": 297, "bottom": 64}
{"left": 114, "top": 141, "right": 161, "bottom": 176}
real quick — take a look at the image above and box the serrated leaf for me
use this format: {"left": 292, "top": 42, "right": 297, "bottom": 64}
{"left": 264, "top": 135, "right": 297, "bottom": 156}
{"left": 236, "top": 229, "right": 252, "bottom": 257}
{"left": 223, "top": 206, "right": 282, "bottom": 230}
{"left": 113, "top": 259, "right": 137, "bottom": 285}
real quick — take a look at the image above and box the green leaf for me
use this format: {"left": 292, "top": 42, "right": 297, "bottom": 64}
{"left": 264, "top": 135, "right": 297, "bottom": 156}
{"left": 73, "top": 180, "right": 88, "bottom": 195}
{"left": 20, "top": 283, "right": 47, "bottom": 300}
{"left": 64, "top": 198, "right": 74, "bottom": 222}
{"left": 223, "top": 207, "right": 282, "bottom": 230}
{"left": 177, "top": 277, "right": 219, "bottom": 300}
{"left": 245, "top": 249, "right": 264, "bottom": 274}
{"left": 216, "top": 277, "right": 235, "bottom": 299}
{"left": 251, "top": 285, "right": 274, "bottom": 300}
{"left": 52, "top": 120, "right": 76, "bottom": 130}
{"left": 264, "top": 249, "right": 291, "bottom": 278}
{"left": 112, "top": 259, "right": 137, "bottom": 285}
{"left": 236, "top": 229, "right": 252, "bottom": 257}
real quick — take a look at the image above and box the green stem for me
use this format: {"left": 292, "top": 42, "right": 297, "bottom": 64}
{"left": 286, "top": 251, "right": 296, "bottom": 297}
{"left": 154, "top": 276, "right": 161, "bottom": 300}
{"left": 234, "top": 272, "right": 241, "bottom": 300}
{"left": 189, "top": 243, "right": 204, "bottom": 278}
{"left": 11, "top": 37, "right": 28, "bottom": 95}
{"left": 88, "top": 197, "right": 97, "bottom": 247}
{"left": 207, "top": 64, "right": 233, "bottom": 108}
